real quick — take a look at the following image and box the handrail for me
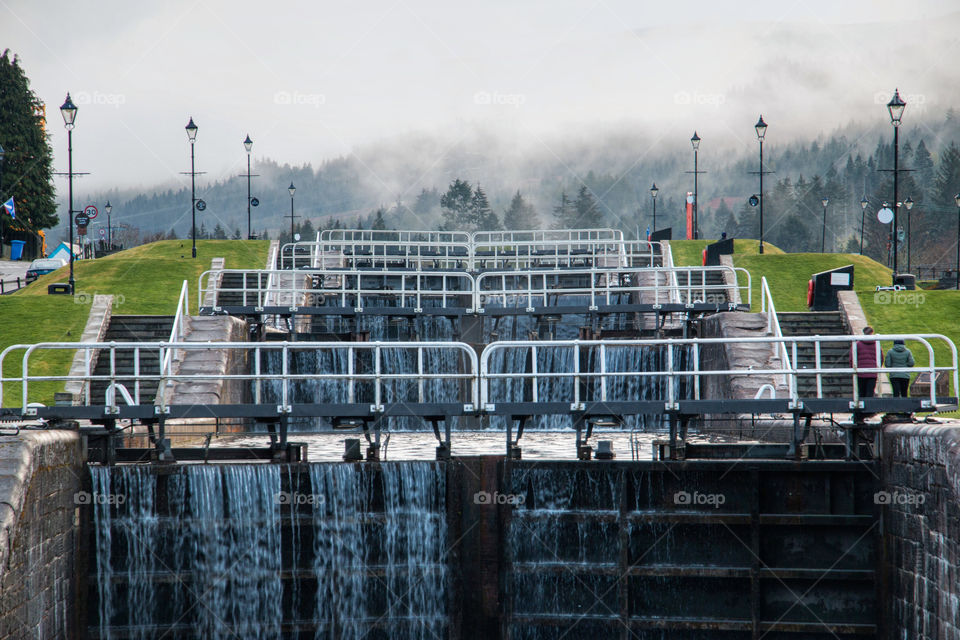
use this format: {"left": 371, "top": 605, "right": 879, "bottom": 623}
{"left": 0, "top": 341, "right": 480, "bottom": 413}
{"left": 160, "top": 280, "right": 189, "bottom": 377}
{"left": 761, "top": 276, "right": 793, "bottom": 393}
{"left": 662, "top": 242, "right": 682, "bottom": 305}
{"left": 2, "top": 334, "right": 956, "bottom": 415}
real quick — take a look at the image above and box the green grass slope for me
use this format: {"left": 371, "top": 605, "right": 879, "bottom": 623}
{"left": 1, "top": 240, "right": 269, "bottom": 407}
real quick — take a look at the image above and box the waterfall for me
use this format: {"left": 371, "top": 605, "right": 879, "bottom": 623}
{"left": 90, "top": 462, "right": 447, "bottom": 640}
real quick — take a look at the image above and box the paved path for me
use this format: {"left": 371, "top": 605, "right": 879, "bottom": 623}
{"left": 0, "top": 258, "right": 30, "bottom": 293}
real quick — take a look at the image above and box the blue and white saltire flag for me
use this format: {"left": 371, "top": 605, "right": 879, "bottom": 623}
{"left": 2, "top": 198, "right": 14, "bottom": 219}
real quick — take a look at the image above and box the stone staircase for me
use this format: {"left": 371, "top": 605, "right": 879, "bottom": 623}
{"left": 217, "top": 271, "right": 269, "bottom": 307}
{"left": 89, "top": 315, "right": 174, "bottom": 405}
{"left": 776, "top": 311, "right": 853, "bottom": 398}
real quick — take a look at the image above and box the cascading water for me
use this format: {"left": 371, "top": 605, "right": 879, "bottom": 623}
{"left": 89, "top": 461, "right": 447, "bottom": 640}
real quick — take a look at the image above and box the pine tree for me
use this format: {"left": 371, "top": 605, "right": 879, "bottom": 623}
{"left": 572, "top": 186, "right": 599, "bottom": 228}
{"left": 372, "top": 208, "right": 386, "bottom": 230}
{"left": 552, "top": 192, "right": 575, "bottom": 228}
{"left": 440, "top": 179, "right": 473, "bottom": 230}
{"left": 0, "top": 50, "right": 57, "bottom": 256}
{"left": 471, "top": 184, "right": 500, "bottom": 230}
{"left": 212, "top": 223, "right": 227, "bottom": 239}
{"left": 503, "top": 191, "right": 539, "bottom": 230}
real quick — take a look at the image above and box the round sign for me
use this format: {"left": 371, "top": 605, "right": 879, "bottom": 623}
{"left": 748, "top": 195, "right": 760, "bottom": 207}
{"left": 294, "top": 233, "right": 301, "bottom": 241}
{"left": 250, "top": 197, "right": 260, "bottom": 207}
{"left": 195, "top": 199, "right": 206, "bottom": 211}
{"left": 99, "top": 228, "right": 106, "bottom": 239}
{"left": 84, "top": 205, "right": 98, "bottom": 220}
{"left": 877, "top": 207, "right": 894, "bottom": 224}
{"left": 75, "top": 213, "right": 89, "bottom": 227}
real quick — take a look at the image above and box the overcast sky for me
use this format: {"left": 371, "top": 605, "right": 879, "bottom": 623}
{"left": 3, "top": 0, "right": 959, "bottom": 194}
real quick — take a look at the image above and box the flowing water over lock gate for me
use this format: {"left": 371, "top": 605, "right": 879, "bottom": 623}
{"left": 82, "top": 458, "right": 880, "bottom": 639}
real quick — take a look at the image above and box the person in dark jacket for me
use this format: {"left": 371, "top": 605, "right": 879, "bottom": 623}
{"left": 851, "top": 326, "right": 882, "bottom": 398}
{"left": 884, "top": 339, "right": 915, "bottom": 397}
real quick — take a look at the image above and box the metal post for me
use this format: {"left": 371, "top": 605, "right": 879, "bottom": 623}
{"left": 246, "top": 151, "right": 252, "bottom": 239}
{"left": 290, "top": 192, "right": 295, "bottom": 239}
{"left": 892, "top": 124, "right": 899, "bottom": 280}
{"left": 0, "top": 148, "right": 4, "bottom": 259}
{"left": 956, "top": 201, "right": 960, "bottom": 290}
{"left": 107, "top": 207, "right": 111, "bottom": 250}
{"left": 693, "top": 147, "right": 698, "bottom": 239}
{"left": 907, "top": 205, "right": 912, "bottom": 274}
{"left": 652, "top": 193, "right": 656, "bottom": 233}
{"left": 758, "top": 138, "right": 764, "bottom": 254}
{"left": 68, "top": 128, "right": 75, "bottom": 292}
{"left": 821, "top": 203, "right": 827, "bottom": 253}
{"left": 190, "top": 140, "right": 196, "bottom": 259}
{"left": 859, "top": 206, "right": 866, "bottom": 255}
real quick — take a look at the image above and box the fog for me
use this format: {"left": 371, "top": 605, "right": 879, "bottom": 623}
{"left": 3, "top": 0, "right": 959, "bottom": 196}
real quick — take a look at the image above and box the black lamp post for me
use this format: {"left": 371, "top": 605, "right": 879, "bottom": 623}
{"left": 755, "top": 116, "right": 767, "bottom": 254}
{"left": 244, "top": 134, "right": 253, "bottom": 239}
{"left": 60, "top": 94, "right": 78, "bottom": 293}
{"left": 650, "top": 182, "right": 658, "bottom": 234}
{"left": 288, "top": 182, "right": 297, "bottom": 240}
{"left": 955, "top": 193, "right": 960, "bottom": 290}
{"left": 690, "top": 132, "right": 701, "bottom": 239}
{"left": 104, "top": 200, "right": 112, "bottom": 251}
{"left": 185, "top": 117, "right": 198, "bottom": 258}
{"left": 887, "top": 89, "right": 906, "bottom": 282}
{"left": 820, "top": 197, "right": 829, "bottom": 253}
{"left": 0, "top": 142, "right": 5, "bottom": 259}
{"left": 859, "top": 196, "right": 868, "bottom": 255}
{"left": 903, "top": 197, "right": 914, "bottom": 273}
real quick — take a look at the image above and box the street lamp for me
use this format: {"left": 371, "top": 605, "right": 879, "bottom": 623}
{"left": 104, "top": 200, "right": 112, "bottom": 251}
{"left": 690, "top": 132, "right": 701, "bottom": 239}
{"left": 0, "top": 142, "right": 5, "bottom": 258}
{"left": 185, "top": 117, "right": 198, "bottom": 258}
{"left": 903, "top": 197, "right": 914, "bottom": 273}
{"left": 243, "top": 134, "right": 254, "bottom": 239}
{"left": 60, "top": 93, "right": 78, "bottom": 293}
{"left": 820, "top": 197, "right": 829, "bottom": 253}
{"left": 650, "top": 182, "right": 658, "bottom": 234}
{"left": 887, "top": 89, "right": 906, "bottom": 282}
{"left": 288, "top": 182, "right": 297, "bottom": 240}
{"left": 859, "top": 196, "right": 868, "bottom": 255}
{"left": 955, "top": 193, "right": 960, "bottom": 290}
{"left": 755, "top": 115, "right": 767, "bottom": 254}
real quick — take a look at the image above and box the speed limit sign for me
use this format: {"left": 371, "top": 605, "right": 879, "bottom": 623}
{"left": 99, "top": 228, "right": 106, "bottom": 239}
{"left": 84, "top": 205, "right": 98, "bottom": 220}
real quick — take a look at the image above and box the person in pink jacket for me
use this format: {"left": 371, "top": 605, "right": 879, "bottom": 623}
{"left": 851, "top": 326, "right": 883, "bottom": 399}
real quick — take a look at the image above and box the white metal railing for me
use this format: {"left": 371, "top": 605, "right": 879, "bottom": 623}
{"left": 320, "top": 229, "right": 472, "bottom": 244}
{"left": 475, "top": 266, "right": 750, "bottom": 311}
{"left": 280, "top": 239, "right": 472, "bottom": 270}
{"left": 479, "top": 335, "right": 959, "bottom": 411}
{"left": 1, "top": 335, "right": 957, "bottom": 415}
{"left": 662, "top": 242, "right": 682, "bottom": 305}
{"left": 200, "top": 265, "right": 750, "bottom": 311}
{"left": 0, "top": 341, "right": 480, "bottom": 414}
{"left": 160, "top": 280, "right": 190, "bottom": 377}
{"left": 761, "top": 276, "right": 793, "bottom": 391}
{"left": 471, "top": 228, "right": 623, "bottom": 244}
{"left": 471, "top": 240, "right": 629, "bottom": 271}
{"left": 199, "top": 269, "right": 476, "bottom": 311}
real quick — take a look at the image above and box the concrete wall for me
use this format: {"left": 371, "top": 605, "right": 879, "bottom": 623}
{"left": 882, "top": 423, "right": 960, "bottom": 640}
{"left": 0, "top": 431, "right": 83, "bottom": 640}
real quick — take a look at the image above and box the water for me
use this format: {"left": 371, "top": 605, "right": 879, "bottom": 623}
{"left": 90, "top": 461, "right": 447, "bottom": 639}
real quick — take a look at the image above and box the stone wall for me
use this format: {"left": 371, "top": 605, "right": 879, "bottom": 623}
{"left": 0, "top": 430, "right": 83, "bottom": 640}
{"left": 882, "top": 423, "right": 960, "bottom": 639}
